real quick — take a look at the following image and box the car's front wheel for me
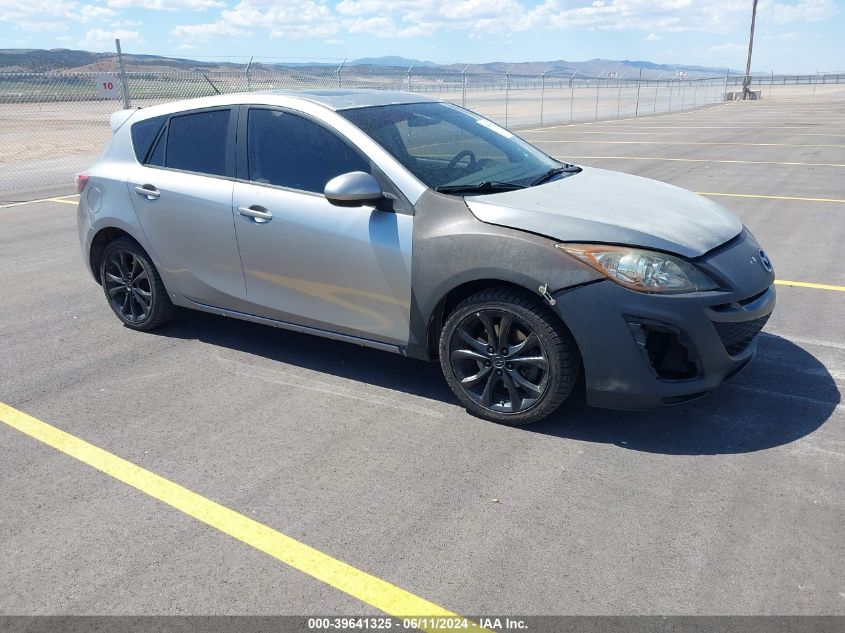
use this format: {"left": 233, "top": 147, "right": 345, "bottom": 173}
{"left": 439, "top": 287, "right": 580, "bottom": 425}
{"left": 99, "top": 237, "right": 175, "bottom": 331}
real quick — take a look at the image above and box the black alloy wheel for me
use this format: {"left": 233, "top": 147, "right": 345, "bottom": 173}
{"left": 440, "top": 287, "right": 580, "bottom": 425}
{"left": 100, "top": 237, "right": 175, "bottom": 331}
{"left": 450, "top": 309, "right": 549, "bottom": 414}
{"left": 104, "top": 249, "right": 153, "bottom": 324}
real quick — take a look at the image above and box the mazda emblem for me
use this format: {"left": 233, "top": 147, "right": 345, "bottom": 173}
{"left": 758, "top": 249, "right": 773, "bottom": 273}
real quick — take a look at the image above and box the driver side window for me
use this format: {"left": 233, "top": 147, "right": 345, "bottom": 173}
{"left": 247, "top": 108, "right": 371, "bottom": 194}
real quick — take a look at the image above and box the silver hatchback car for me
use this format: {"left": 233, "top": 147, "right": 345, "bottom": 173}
{"left": 77, "top": 89, "right": 775, "bottom": 424}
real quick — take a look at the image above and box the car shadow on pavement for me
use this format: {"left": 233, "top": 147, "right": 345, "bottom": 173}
{"left": 153, "top": 314, "right": 839, "bottom": 456}
{"left": 529, "top": 332, "right": 840, "bottom": 455}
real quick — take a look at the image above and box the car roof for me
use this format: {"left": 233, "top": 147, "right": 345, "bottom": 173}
{"left": 257, "top": 89, "right": 438, "bottom": 110}
{"left": 126, "top": 89, "right": 438, "bottom": 122}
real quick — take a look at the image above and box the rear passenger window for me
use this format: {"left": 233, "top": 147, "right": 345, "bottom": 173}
{"left": 165, "top": 109, "right": 230, "bottom": 176}
{"left": 130, "top": 115, "right": 166, "bottom": 163}
{"left": 247, "top": 109, "right": 370, "bottom": 193}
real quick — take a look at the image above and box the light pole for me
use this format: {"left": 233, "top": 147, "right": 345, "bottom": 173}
{"left": 742, "top": 0, "right": 759, "bottom": 99}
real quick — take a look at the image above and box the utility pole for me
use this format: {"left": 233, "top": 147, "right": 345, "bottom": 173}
{"left": 742, "top": 0, "right": 759, "bottom": 100}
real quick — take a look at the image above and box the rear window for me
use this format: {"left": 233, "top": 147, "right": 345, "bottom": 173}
{"left": 130, "top": 115, "right": 166, "bottom": 163}
{"left": 165, "top": 109, "right": 230, "bottom": 176}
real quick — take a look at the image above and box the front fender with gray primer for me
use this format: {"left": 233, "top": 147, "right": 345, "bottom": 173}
{"left": 406, "top": 190, "right": 603, "bottom": 360}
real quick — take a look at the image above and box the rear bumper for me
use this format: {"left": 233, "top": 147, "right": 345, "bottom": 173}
{"left": 552, "top": 230, "right": 776, "bottom": 409}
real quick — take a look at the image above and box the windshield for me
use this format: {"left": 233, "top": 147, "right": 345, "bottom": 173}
{"left": 340, "top": 102, "right": 568, "bottom": 194}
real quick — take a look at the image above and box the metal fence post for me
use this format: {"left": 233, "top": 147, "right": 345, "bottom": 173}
{"left": 245, "top": 56, "right": 253, "bottom": 92}
{"left": 654, "top": 76, "right": 660, "bottom": 113}
{"left": 616, "top": 76, "right": 622, "bottom": 118}
{"left": 539, "top": 66, "right": 549, "bottom": 127}
{"left": 114, "top": 38, "right": 130, "bottom": 108}
{"left": 594, "top": 75, "right": 601, "bottom": 120}
{"left": 336, "top": 58, "right": 346, "bottom": 89}
{"left": 692, "top": 79, "right": 698, "bottom": 109}
{"left": 407, "top": 61, "right": 415, "bottom": 92}
{"left": 723, "top": 71, "right": 729, "bottom": 101}
{"left": 668, "top": 79, "right": 674, "bottom": 112}
{"left": 635, "top": 68, "right": 642, "bottom": 117}
{"left": 569, "top": 70, "right": 577, "bottom": 123}
{"left": 461, "top": 64, "right": 469, "bottom": 108}
{"left": 505, "top": 64, "right": 513, "bottom": 128}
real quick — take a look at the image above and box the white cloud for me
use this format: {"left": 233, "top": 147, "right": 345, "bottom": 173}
{"left": 769, "top": 0, "right": 837, "bottom": 24}
{"left": 172, "top": 0, "right": 338, "bottom": 43}
{"left": 106, "top": 0, "right": 224, "bottom": 9}
{"left": 80, "top": 27, "right": 145, "bottom": 50}
{"left": 168, "top": 0, "right": 773, "bottom": 44}
{"left": 0, "top": 0, "right": 119, "bottom": 30}
{"left": 171, "top": 21, "right": 248, "bottom": 40}
{"left": 80, "top": 4, "right": 117, "bottom": 21}
{"left": 705, "top": 42, "right": 746, "bottom": 53}
{"left": 646, "top": 32, "right": 661, "bottom": 41}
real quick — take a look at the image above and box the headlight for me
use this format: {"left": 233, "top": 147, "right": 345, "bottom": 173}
{"left": 556, "top": 243, "right": 719, "bottom": 293}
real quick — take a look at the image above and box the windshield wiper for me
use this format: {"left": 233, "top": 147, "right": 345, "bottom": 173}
{"left": 435, "top": 180, "right": 526, "bottom": 195}
{"left": 529, "top": 164, "right": 582, "bottom": 187}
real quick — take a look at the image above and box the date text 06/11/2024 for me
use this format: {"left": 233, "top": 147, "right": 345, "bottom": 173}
{"left": 306, "top": 617, "right": 529, "bottom": 630}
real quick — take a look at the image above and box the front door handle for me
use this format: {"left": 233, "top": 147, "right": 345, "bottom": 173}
{"left": 237, "top": 205, "right": 273, "bottom": 223}
{"left": 134, "top": 185, "right": 160, "bottom": 200}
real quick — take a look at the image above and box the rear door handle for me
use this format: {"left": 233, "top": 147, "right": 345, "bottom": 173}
{"left": 237, "top": 205, "right": 273, "bottom": 223}
{"left": 134, "top": 185, "right": 160, "bottom": 200}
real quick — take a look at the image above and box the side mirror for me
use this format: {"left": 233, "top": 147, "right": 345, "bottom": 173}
{"left": 324, "top": 171, "right": 384, "bottom": 207}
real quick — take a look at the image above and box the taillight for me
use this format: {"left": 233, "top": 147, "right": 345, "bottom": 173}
{"left": 75, "top": 173, "right": 89, "bottom": 193}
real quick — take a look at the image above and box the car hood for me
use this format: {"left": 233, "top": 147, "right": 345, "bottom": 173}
{"left": 464, "top": 166, "right": 743, "bottom": 258}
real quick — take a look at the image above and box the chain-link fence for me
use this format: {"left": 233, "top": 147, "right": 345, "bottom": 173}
{"left": 2, "top": 64, "right": 844, "bottom": 195}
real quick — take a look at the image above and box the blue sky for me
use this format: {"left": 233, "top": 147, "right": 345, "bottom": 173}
{"left": 1, "top": 0, "right": 842, "bottom": 73}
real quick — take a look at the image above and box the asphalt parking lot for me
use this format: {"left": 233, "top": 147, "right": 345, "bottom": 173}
{"left": 1, "top": 94, "right": 843, "bottom": 621}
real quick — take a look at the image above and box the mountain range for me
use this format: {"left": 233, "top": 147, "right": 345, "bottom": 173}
{"left": 0, "top": 49, "right": 745, "bottom": 78}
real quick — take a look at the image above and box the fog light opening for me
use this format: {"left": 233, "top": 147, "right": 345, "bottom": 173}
{"left": 628, "top": 321, "right": 700, "bottom": 381}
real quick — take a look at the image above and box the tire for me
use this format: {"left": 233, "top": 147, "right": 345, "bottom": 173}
{"left": 99, "top": 237, "right": 175, "bottom": 331}
{"left": 439, "top": 287, "right": 580, "bottom": 425}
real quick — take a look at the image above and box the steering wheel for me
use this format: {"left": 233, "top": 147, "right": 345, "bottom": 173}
{"left": 447, "top": 149, "right": 477, "bottom": 172}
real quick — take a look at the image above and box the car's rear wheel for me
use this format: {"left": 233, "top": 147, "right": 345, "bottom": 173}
{"left": 100, "top": 238, "right": 175, "bottom": 331}
{"left": 439, "top": 287, "right": 580, "bottom": 425}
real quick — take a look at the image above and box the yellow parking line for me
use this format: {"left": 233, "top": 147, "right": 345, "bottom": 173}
{"left": 0, "top": 194, "right": 79, "bottom": 209}
{"left": 560, "top": 155, "right": 845, "bottom": 168}
{"left": 775, "top": 279, "right": 845, "bottom": 292}
{"left": 696, "top": 192, "right": 845, "bottom": 203}
{"left": 0, "top": 402, "right": 485, "bottom": 631}
{"left": 533, "top": 139, "right": 845, "bottom": 148}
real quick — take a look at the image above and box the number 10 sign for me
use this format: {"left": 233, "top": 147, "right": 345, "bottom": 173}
{"left": 95, "top": 74, "right": 120, "bottom": 99}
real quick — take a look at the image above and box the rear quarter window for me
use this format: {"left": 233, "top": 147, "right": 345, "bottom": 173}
{"left": 130, "top": 115, "right": 166, "bottom": 163}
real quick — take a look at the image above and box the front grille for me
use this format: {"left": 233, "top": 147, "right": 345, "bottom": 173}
{"left": 712, "top": 314, "right": 770, "bottom": 356}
